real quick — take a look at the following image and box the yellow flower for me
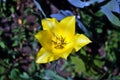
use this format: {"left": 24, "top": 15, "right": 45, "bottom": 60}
{"left": 35, "top": 16, "right": 91, "bottom": 63}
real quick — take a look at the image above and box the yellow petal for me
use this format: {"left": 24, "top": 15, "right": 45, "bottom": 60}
{"left": 52, "top": 42, "right": 74, "bottom": 59}
{"left": 52, "top": 16, "right": 75, "bottom": 42}
{"left": 42, "top": 18, "right": 58, "bottom": 30}
{"left": 35, "top": 30, "right": 53, "bottom": 51}
{"left": 59, "top": 48, "right": 73, "bottom": 59}
{"left": 74, "top": 34, "right": 91, "bottom": 52}
{"left": 36, "top": 48, "right": 59, "bottom": 63}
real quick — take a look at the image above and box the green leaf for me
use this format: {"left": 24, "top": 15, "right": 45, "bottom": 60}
{"left": 44, "top": 70, "right": 66, "bottom": 80}
{"left": 95, "top": 11, "right": 104, "bottom": 17}
{"left": 76, "top": 20, "right": 91, "bottom": 37}
{"left": 20, "top": 72, "right": 30, "bottom": 79}
{"left": 29, "top": 61, "right": 35, "bottom": 74}
{"left": 94, "top": 58, "right": 105, "bottom": 68}
{"left": 68, "top": 0, "right": 103, "bottom": 8}
{"left": 33, "top": 0, "right": 46, "bottom": 18}
{"left": 9, "top": 69, "right": 19, "bottom": 80}
{"left": 12, "top": 41, "right": 19, "bottom": 47}
{"left": 70, "top": 56, "right": 86, "bottom": 72}
{"left": 10, "top": 6, "right": 15, "bottom": 13}
{"left": 0, "top": 66, "right": 5, "bottom": 74}
{"left": 101, "top": 8, "right": 120, "bottom": 27}
{"left": 101, "top": 0, "right": 120, "bottom": 27}
{"left": 0, "top": 41, "right": 6, "bottom": 48}
{"left": 0, "top": 31, "right": 3, "bottom": 35}
{"left": 101, "top": 0, "right": 120, "bottom": 14}
{"left": 0, "top": 75, "right": 5, "bottom": 80}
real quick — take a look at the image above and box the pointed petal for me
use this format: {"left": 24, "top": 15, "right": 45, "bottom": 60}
{"left": 36, "top": 48, "right": 59, "bottom": 63}
{"left": 59, "top": 48, "right": 73, "bottom": 59}
{"left": 42, "top": 18, "right": 58, "bottom": 30}
{"left": 35, "top": 30, "right": 53, "bottom": 51}
{"left": 52, "top": 16, "right": 75, "bottom": 42}
{"left": 74, "top": 34, "right": 91, "bottom": 52}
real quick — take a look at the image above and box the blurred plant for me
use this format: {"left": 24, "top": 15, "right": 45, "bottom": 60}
{"left": 0, "top": 0, "right": 120, "bottom": 80}
{"left": 67, "top": 0, "right": 120, "bottom": 27}
{"left": 68, "top": 0, "right": 104, "bottom": 8}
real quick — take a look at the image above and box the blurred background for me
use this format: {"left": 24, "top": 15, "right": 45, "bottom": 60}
{"left": 0, "top": 0, "right": 120, "bottom": 80}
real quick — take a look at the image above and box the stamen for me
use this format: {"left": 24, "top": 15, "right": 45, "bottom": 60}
{"left": 52, "top": 35, "right": 66, "bottom": 49}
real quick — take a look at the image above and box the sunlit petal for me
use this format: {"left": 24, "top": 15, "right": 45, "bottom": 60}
{"left": 74, "top": 34, "right": 91, "bottom": 52}
{"left": 52, "top": 42, "right": 73, "bottom": 59}
{"left": 35, "top": 30, "right": 53, "bottom": 51}
{"left": 42, "top": 18, "right": 58, "bottom": 30}
{"left": 36, "top": 48, "right": 59, "bottom": 63}
{"left": 52, "top": 16, "right": 75, "bottom": 42}
{"left": 59, "top": 48, "right": 73, "bottom": 59}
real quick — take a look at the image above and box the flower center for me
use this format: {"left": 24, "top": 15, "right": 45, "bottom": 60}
{"left": 52, "top": 35, "right": 66, "bottom": 49}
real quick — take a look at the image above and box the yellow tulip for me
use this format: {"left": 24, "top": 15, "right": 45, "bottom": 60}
{"left": 35, "top": 16, "right": 91, "bottom": 63}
